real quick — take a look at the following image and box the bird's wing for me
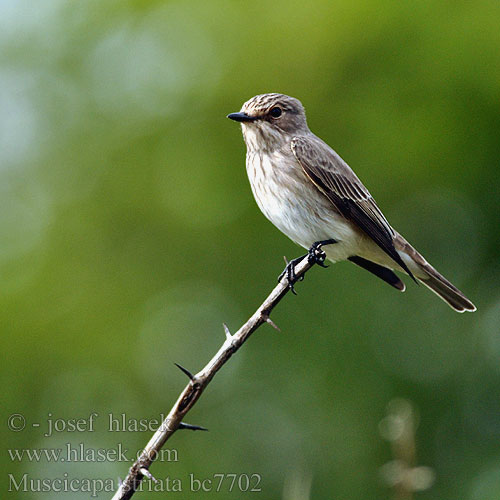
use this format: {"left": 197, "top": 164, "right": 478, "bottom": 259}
{"left": 291, "top": 135, "right": 415, "bottom": 280}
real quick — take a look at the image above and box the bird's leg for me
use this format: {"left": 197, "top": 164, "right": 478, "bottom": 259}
{"left": 278, "top": 255, "right": 306, "bottom": 295}
{"left": 307, "top": 239, "right": 337, "bottom": 267}
{"left": 278, "top": 239, "right": 337, "bottom": 294}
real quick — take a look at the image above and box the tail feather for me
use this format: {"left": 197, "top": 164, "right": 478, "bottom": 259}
{"left": 394, "top": 233, "right": 476, "bottom": 313}
{"left": 418, "top": 265, "right": 476, "bottom": 313}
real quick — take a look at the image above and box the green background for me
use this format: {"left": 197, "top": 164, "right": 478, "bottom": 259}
{"left": 2, "top": 1, "right": 499, "bottom": 499}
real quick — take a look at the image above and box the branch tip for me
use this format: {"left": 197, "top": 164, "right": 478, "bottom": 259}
{"left": 262, "top": 314, "right": 281, "bottom": 331}
{"left": 179, "top": 422, "right": 209, "bottom": 431}
{"left": 140, "top": 468, "right": 157, "bottom": 483}
{"left": 223, "top": 323, "right": 232, "bottom": 340}
{"left": 174, "top": 362, "right": 195, "bottom": 381}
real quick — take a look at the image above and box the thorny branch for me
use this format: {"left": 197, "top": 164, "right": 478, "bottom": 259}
{"left": 112, "top": 255, "right": 318, "bottom": 500}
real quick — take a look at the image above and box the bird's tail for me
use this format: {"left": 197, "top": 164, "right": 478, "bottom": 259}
{"left": 395, "top": 234, "right": 476, "bottom": 313}
{"left": 418, "top": 264, "right": 476, "bottom": 313}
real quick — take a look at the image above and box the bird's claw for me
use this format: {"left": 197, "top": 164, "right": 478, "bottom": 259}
{"left": 278, "top": 256, "right": 304, "bottom": 295}
{"left": 277, "top": 239, "right": 336, "bottom": 294}
{"left": 307, "top": 244, "right": 327, "bottom": 267}
{"left": 307, "top": 239, "right": 337, "bottom": 267}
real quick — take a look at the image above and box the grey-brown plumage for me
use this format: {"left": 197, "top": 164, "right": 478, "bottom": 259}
{"left": 291, "top": 135, "right": 415, "bottom": 281}
{"left": 228, "top": 93, "right": 476, "bottom": 312}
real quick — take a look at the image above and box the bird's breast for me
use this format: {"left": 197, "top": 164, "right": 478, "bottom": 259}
{"left": 245, "top": 149, "right": 353, "bottom": 251}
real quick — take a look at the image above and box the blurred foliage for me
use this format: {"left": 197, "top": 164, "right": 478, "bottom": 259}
{"left": 1, "top": 0, "right": 499, "bottom": 499}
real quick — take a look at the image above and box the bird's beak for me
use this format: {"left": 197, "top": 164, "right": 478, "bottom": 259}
{"left": 227, "top": 112, "right": 257, "bottom": 123}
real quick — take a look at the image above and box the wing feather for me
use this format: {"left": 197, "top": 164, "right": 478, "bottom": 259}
{"left": 291, "top": 135, "right": 415, "bottom": 280}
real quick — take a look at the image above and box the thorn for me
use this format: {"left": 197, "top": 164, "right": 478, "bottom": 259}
{"left": 179, "top": 422, "right": 208, "bottom": 431}
{"left": 262, "top": 314, "right": 281, "bottom": 331}
{"left": 140, "top": 468, "right": 158, "bottom": 483}
{"left": 223, "top": 323, "right": 232, "bottom": 340}
{"left": 174, "top": 362, "right": 195, "bottom": 381}
{"left": 283, "top": 255, "right": 289, "bottom": 266}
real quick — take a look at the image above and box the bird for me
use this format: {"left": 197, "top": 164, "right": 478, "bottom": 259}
{"left": 227, "top": 93, "right": 476, "bottom": 313}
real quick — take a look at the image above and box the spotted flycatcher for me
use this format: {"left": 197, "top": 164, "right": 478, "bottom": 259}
{"left": 228, "top": 93, "right": 475, "bottom": 312}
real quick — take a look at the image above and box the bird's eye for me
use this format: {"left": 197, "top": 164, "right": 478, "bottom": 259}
{"left": 269, "top": 106, "right": 282, "bottom": 118}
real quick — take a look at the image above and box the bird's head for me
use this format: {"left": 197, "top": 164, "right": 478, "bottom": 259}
{"left": 227, "top": 93, "right": 309, "bottom": 151}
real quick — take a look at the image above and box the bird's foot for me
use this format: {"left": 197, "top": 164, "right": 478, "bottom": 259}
{"left": 278, "top": 256, "right": 305, "bottom": 295}
{"left": 307, "top": 239, "right": 337, "bottom": 267}
{"left": 277, "top": 239, "right": 336, "bottom": 294}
